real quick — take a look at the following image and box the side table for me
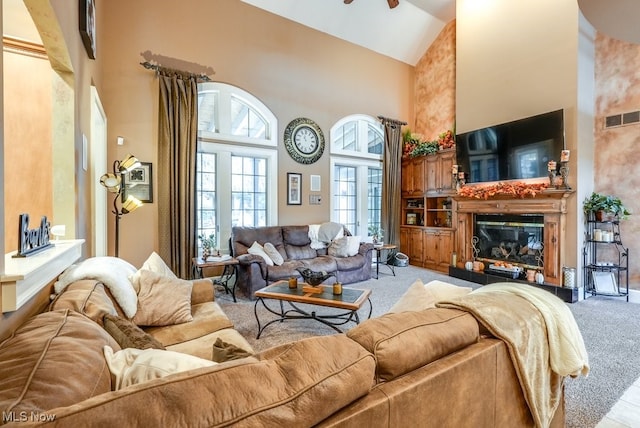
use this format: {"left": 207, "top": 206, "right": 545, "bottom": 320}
{"left": 373, "top": 244, "right": 396, "bottom": 279}
{"left": 192, "top": 257, "right": 240, "bottom": 302}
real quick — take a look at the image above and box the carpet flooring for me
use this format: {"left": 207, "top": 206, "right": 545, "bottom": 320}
{"left": 215, "top": 264, "right": 640, "bottom": 428}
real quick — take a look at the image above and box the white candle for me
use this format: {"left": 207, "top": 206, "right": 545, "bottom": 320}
{"left": 561, "top": 150, "right": 570, "bottom": 162}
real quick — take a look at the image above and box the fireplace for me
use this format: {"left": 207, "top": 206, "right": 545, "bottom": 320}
{"left": 474, "top": 213, "right": 544, "bottom": 270}
{"left": 453, "top": 190, "right": 573, "bottom": 286}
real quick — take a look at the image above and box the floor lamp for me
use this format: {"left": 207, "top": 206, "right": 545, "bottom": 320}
{"left": 99, "top": 154, "right": 143, "bottom": 257}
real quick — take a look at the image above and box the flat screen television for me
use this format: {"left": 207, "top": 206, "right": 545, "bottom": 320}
{"left": 455, "top": 109, "right": 565, "bottom": 184}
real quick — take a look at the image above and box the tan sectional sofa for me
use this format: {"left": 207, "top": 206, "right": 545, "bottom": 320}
{"left": 0, "top": 277, "right": 565, "bottom": 427}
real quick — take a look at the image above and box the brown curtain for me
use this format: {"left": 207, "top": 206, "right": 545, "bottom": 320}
{"left": 379, "top": 116, "right": 406, "bottom": 247}
{"left": 157, "top": 70, "right": 198, "bottom": 278}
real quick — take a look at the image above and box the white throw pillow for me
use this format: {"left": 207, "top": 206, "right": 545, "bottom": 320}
{"left": 247, "top": 241, "right": 274, "bottom": 266}
{"left": 263, "top": 242, "right": 284, "bottom": 266}
{"left": 328, "top": 236, "right": 361, "bottom": 258}
{"left": 103, "top": 346, "right": 217, "bottom": 390}
{"left": 129, "top": 252, "right": 177, "bottom": 293}
{"left": 388, "top": 279, "right": 473, "bottom": 313}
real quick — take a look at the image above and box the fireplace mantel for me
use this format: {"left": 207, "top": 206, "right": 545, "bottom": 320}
{"left": 453, "top": 190, "right": 574, "bottom": 286}
{"left": 1, "top": 239, "right": 84, "bottom": 313}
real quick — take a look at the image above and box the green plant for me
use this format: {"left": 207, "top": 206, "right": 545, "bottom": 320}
{"left": 410, "top": 141, "right": 439, "bottom": 157}
{"left": 583, "top": 192, "right": 631, "bottom": 220}
{"left": 368, "top": 225, "right": 384, "bottom": 240}
{"left": 198, "top": 232, "right": 217, "bottom": 249}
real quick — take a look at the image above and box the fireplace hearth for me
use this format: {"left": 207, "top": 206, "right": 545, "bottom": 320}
{"left": 474, "top": 214, "right": 544, "bottom": 270}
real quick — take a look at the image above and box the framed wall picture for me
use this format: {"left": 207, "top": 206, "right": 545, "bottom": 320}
{"left": 79, "top": 0, "right": 96, "bottom": 59}
{"left": 122, "top": 162, "right": 153, "bottom": 203}
{"left": 287, "top": 173, "right": 302, "bottom": 205}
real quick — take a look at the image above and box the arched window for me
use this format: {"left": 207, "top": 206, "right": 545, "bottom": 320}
{"left": 330, "top": 115, "right": 384, "bottom": 238}
{"left": 198, "top": 82, "right": 277, "bottom": 146}
{"left": 196, "top": 83, "right": 278, "bottom": 254}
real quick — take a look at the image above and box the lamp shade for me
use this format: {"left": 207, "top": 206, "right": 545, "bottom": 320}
{"left": 121, "top": 195, "right": 143, "bottom": 214}
{"left": 118, "top": 154, "right": 141, "bottom": 173}
{"left": 100, "top": 173, "right": 121, "bottom": 193}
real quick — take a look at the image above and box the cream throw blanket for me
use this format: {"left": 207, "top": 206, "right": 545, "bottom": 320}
{"left": 437, "top": 282, "right": 589, "bottom": 428}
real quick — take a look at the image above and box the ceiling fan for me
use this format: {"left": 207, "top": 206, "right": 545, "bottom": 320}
{"left": 344, "top": 0, "right": 400, "bottom": 9}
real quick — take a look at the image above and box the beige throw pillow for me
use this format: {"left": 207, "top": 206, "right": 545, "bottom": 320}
{"left": 131, "top": 270, "right": 193, "bottom": 326}
{"left": 129, "top": 252, "right": 177, "bottom": 293}
{"left": 103, "top": 346, "right": 217, "bottom": 390}
{"left": 263, "top": 242, "right": 284, "bottom": 265}
{"left": 388, "top": 279, "right": 473, "bottom": 313}
{"left": 328, "top": 236, "right": 361, "bottom": 258}
{"left": 247, "top": 241, "right": 274, "bottom": 266}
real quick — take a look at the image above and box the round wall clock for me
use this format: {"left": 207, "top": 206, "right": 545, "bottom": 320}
{"left": 284, "top": 117, "right": 325, "bottom": 164}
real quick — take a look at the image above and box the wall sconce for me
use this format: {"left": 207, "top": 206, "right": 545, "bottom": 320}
{"left": 99, "top": 154, "right": 143, "bottom": 257}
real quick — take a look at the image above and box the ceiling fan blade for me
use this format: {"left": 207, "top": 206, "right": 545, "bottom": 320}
{"left": 344, "top": 0, "right": 354, "bottom": 3}
{"left": 387, "top": 0, "right": 399, "bottom": 8}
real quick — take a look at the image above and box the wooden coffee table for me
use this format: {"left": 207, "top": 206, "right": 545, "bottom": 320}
{"left": 253, "top": 281, "right": 372, "bottom": 339}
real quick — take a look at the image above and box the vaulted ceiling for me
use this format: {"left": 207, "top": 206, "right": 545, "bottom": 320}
{"left": 240, "top": 0, "right": 456, "bottom": 66}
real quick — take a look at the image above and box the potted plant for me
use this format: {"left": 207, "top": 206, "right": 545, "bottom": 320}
{"left": 198, "top": 232, "right": 217, "bottom": 261}
{"left": 368, "top": 225, "right": 384, "bottom": 245}
{"left": 583, "top": 192, "right": 631, "bottom": 221}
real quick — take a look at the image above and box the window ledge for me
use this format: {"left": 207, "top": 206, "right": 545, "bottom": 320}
{"left": 1, "top": 239, "right": 84, "bottom": 313}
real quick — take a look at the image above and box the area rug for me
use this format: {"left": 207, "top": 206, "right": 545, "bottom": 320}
{"left": 214, "top": 265, "right": 640, "bottom": 428}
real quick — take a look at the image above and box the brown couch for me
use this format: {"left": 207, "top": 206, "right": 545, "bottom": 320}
{"left": 0, "top": 276, "right": 564, "bottom": 427}
{"left": 231, "top": 225, "right": 374, "bottom": 298}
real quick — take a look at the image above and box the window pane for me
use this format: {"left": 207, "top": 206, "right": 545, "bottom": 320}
{"left": 196, "top": 152, "right": 217, "bottom": 250}
{"left": 231, "top": 96, "right": 268, "bottom": 139}
{"left": 368, "top": 124, "right": 384, "bottom": 155}
{"left": 368, "top": 167, "right": 382, "bottom": 236}
{"left": 333, "top": 165, "right": 357, "bottom": 234}
{"left": 336, "top": 121, "right": 357, "bottom": 151}
{"left": 197, "top": 91, "right": 218, "bottom": 133}
{"left": 231, "top": 154, "right": 268, "bottom": 227}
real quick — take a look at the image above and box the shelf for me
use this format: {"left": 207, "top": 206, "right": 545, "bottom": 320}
{"left": 583, "top": 219, "right": 629, "bottom": 301}
{"left": 585, "top": 264, "right": 627, "bottom": 271}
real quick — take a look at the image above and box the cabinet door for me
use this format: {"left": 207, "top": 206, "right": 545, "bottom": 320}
{"left": 401, "top": 158, "right": 425, "bottom": 195}
{"left": 409, "top": 228, "right": 424, "bottom": 266}
{"left": 439, "top": 150, "right": 455, "bottom": 192}
{"left": 425, "top": 156, "right": 439, "bottom": 194}
{"left": 436, "top": 230, "right": 453, "bottom": 271}
{"left": 401, "top": 160, "right": 411, "bottom": 195}
{"left": 423, "top": 229, "right": 438, "bottom": 270}
{"left": 400, "top": 227, "right": 410, "bottom": 255}
{"left": 412, "top": 157, "right": 425, "bottom": 194}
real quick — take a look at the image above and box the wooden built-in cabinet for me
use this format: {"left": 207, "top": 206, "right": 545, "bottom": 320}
{"left": 400, "top": 149, "right": 456, "bottom": 273}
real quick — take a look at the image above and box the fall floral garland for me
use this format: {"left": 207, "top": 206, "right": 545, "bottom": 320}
{"left": 457, "top": 182, "right": 549, "bottom": 199}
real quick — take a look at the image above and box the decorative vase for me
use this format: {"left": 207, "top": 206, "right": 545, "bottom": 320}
{"left": 535, "top": 272, "right": 545, "bottom": 284}
{"left": 202, "top": 247, "right": 211, "bottom": 262}
{"left": 465, "top": 261, "right": 473, "bottom": 271}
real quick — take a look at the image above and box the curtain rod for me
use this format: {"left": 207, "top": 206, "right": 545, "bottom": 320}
{"left": 378, "top": 116, "right": 407, "bottom": 126}
{"left": 140, "top": 61, "right": 213, "bottom": 82}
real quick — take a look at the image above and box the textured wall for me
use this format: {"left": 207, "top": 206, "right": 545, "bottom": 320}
{"left": 594, "top": 32, "right": 640, "bottom": 286}
{"left": 413, "top": 20, "right": 456, "bottom": 140}
{"left": 3, "top": 50, "right": 53, "bottom": 252}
